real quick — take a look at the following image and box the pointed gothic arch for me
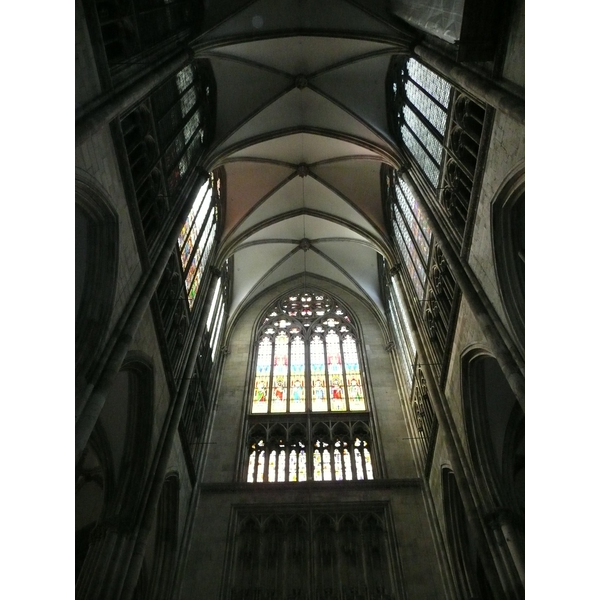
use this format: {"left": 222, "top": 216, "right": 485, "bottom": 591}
{"left": 244, "top": 288, "right": 377, "bottom": 483}
{"left": 462, "top": 349, "right": 525, "bottom": 531}
{"left": 492, "top": 166, "right": 525, "bottom": 354}
{"left": 75, "top": 175, "right": 119, "bottom": 394}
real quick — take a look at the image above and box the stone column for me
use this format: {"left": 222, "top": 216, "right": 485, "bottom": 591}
{"left": 413, "top": 44, "right": 525, "bottom": 125}
{"left": 118, "top": 268, "right": 223, "bottom": 600}
{"left": 76, "top": 49, "right": 192, "bottom": 146}
{"left": 389, "top": 270, "right": 523, "bottom": 599}
{"left": 486, "top": 509, "right": 525, "bottom": 587}
{"left": 75, "top": 169, "right": 209, "bottom": 458}
{"left": 76, "top": 519, "right": 136, "bottom": 600}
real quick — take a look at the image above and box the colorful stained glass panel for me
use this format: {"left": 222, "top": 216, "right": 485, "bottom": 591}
{"left": 298, "top": 449, "right": 307, "bottom": 482}
{"left": 252, "top": 337, "right": 272, "bottom": 413}
{"left": 289, "top": 450, "right": 297, "bottom": 482}
{"left": 334, "top": 447, "right": 343, "bottom": 481}
{"left": 343, "top": 447, "right": 353, "bottom": 480}
{"left": 343, "top": 335, "right": 365, "bottom": 411}
{"left": 289, "top": 336, "right": 305, "bottom": 412}
{"left": 322, "top": 448, "right": 332, "bottom": 481}
{"left": 247, "top": 450, "right": 256, "bottom": 483}
{"left": 326, "top": 332, "right": 345, "bottom": 411}
{"left": 271, "top": 333, "right": 288, "bottom": 412}
{"left": 256, "top": 449, "right": 265, "bottom": 482}
{"left": 364, "top": 445, "right": 373, "bottom": 480}
{"left": 277, "top": 449, "right": 286, "bottom": 481}
{"left": 313, "top": 448, "right": 322, "bottom": 481}
{"left": 268, "top": 450, "right": 277, "bottom": 482}
{"left": 311, "top": 337, "right": 327, "bottom": 411}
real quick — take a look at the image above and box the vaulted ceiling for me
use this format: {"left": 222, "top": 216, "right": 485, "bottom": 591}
{"left": 194, "top": 0, "right": 415, "bottom": 322}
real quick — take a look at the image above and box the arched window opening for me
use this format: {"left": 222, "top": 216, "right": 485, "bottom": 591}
{"left": 388, "top": 57, "right": 486, "bottom": 244}
{"left": 101, "top": 361, "right": 153, "bottom": 511}
{"left": 176, "top": 173, "right": 221, "bottom": 309}
{"left": 464, "top": 354, "right": 525, "bottom": 528}
{"left": 76, "top": 361, "right": 153, "bottom": 591}
{"left": 153, "top": 172, "right": 223, "bottom": 378}
{"left": 389, "top": 57, "right": 451, "bottom": 188}
{"left": 493, "top": 173, "right": 525, "bottom": 352}
{"left": 120, "top": 60, "right": 215, "bottom": 248}
{"left": 75, "top": 178, "right": 119, "bottom": 389}
{"left": 245, "top": 291, "right": 376, "bottom": 483}
{"left": 251, "top": 292, "right": 366, "bottom": 414}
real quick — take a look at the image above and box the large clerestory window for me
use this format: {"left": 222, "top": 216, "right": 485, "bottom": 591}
{"left": 245, "top": 291, "right": 375, "bottom": 483}
{"left": 390, "top": 57, "right": 451, "bottom": 188}
{"left": 177, "top": 173, "right": 220, "bottom": 309}
{"left": 388, "top": 56, "right": 487, "bottom": 243}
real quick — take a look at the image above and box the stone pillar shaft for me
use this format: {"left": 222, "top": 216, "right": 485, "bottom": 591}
{"left": 118, "top": 269, "right": 223, "bottom": 600}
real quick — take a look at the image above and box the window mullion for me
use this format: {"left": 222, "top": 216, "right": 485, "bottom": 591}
{"left": 349, "top": 440, "right": 357, "bottom": 481}
{"left": 406, "top": 75, "right": 447, "bottom": 112}
{"left": 403, "top": 97, "right": 444, "bottom": 144}
{"left": 403, "top": 119, "right": 441, "bottom": 171}
{"left": 360, "top": 443, "right": 369, "bottom": 480}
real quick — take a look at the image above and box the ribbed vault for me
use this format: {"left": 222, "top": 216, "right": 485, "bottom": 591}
{"left": 195, "top": 0, "right": 415, "bottom": 320}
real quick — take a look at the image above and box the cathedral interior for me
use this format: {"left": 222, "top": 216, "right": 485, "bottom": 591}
{"left": 75, "top": 0, "right": 525, "bottom": 598}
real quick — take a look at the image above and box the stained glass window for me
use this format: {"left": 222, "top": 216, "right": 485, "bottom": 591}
{"left": 343, "top": 336, "right": 365, "bottom": 411}
{"left": 311, "top": 337, "right": 327, "bottom": 412}
{"left": 390, "top": 172, "right": 432, "bottom": 302}
{"left": 290, "top": 336, "right": 305, "bottom": 412}
{"left": 247, "top": 425, "right": 375, "bottom": 484}
{"left": 246, "top": 292, "right": 376, "bottom": 483}
{"left": 177, "top": 172, "right": 220, "bottom": 309}
{"left": 208, "top": 277, "right": 226, "bottom": 362}
{"left": 252, "top": 337, "right": 272, "bottom": 414}
{"left": 390, "top": 57, "right": 451, "bottom": 189}
{"left": 251, "top": 291, "right": 368, "bottom": 414}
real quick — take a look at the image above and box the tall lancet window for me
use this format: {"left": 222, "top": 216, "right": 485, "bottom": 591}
{"left": 389, "top": 57, "right": 451, "bottom": 188}
{"left": 389, "top": 170, "right": 433, "bottom": 302}
{"left": 245, "top": 291, "right": 375, "bottom": 483}
{"left": 388, "top": 56, "right": 487, "bottom": 243}
{"left": 177, "top": 172, "right": 220, "bottom": 309}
